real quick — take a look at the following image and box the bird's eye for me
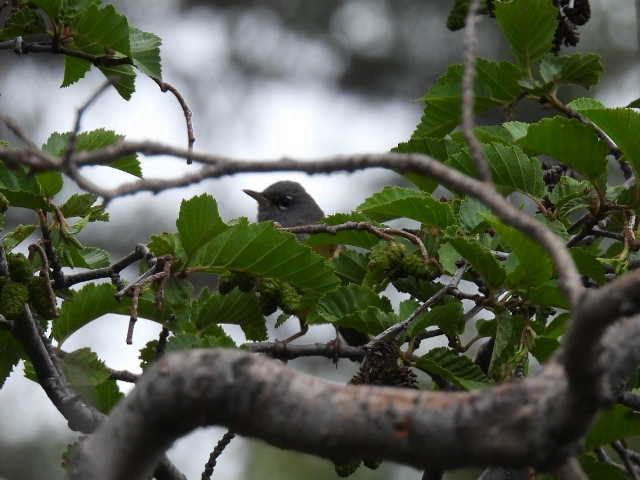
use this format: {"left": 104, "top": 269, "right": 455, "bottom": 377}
{"left": 277, "top": 195, "right": 293, "bottom": 210}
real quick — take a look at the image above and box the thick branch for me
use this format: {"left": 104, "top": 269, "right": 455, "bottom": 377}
{"left": 70, "top": 349, "right": 597, "bottom": 480}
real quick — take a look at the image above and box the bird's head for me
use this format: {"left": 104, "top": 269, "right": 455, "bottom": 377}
{"left": 243, "top": 181, "right": 324, "bottom": 227}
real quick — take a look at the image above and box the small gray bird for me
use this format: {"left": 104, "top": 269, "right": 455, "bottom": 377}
{"left": 243, "top": 180, "right": 324, "bottom": 228}
{"left": 244, "top": 180, "right": 369, "bottom": 346}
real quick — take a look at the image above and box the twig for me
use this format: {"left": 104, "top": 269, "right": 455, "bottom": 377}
{"left": 462, "top": 0, "right": 492, "bottom": 183}
{"left": 590, "top": 228, "right": 625, "bottom": 242}
{"left": 62, "top": 244, "right": 149, "bottom": 288}
{"left": 28, "top": 242, "right": 59, "bottom": 317}
{"left": 63, "top": 80, "right": 113, "bottom": 168}
{"left": 155, "top": 326, "right": 170, "bottom": 360}
{"left": 152, "top": 78, "right": 195, "bottom": 162}
{"left": 0, "top": 244, "right": 8, "bottom": 277}
{"left": 373, "top": 265, "right": 467, "bottom": 343}
{"left": 0, "top": 314, "right": 13, "bottom": 330}
{"left": 246, "top": 340, "right": 365, "bottom": 362}
{"left": 126, "top": 285, "right": 141, "bottom": 345}
{"left": 36, "top": 210, "right": 64, "bottom": 288}
{"left": 612, "top": 441, "right": 639, "bottom": 479}
{"left": 201, "top": 431, "right": 236, "bottom": 480}
{"left": 1, "top": 38, "right": 133, "bottom": 66}
{"left": 108, "top": 368, "right": 139, "bottom": 383}
{"left": 283, "top": 221, "right": 431, "bottom": 263}
{"left": 0, "top": 114, "right": 39, "bottom": 150}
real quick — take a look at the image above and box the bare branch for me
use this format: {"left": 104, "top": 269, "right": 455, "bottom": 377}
{"left": 201, "top": 430, "right": 236, "bottom": 480}
{"left": 152, "top": 78, "right": 196, "bottom": 161}
{"left": 68, "top": 348, "right": 606, "bottom": 480}
{"left": 1, "top": 38, "right": 133, "bottom": 66}
{"left": 10, "top": 305, "right": 186, "bottom": 479}
{"left": 283, "top": 221, "right": 432, "bottom": 264}
{"left": 374, "top": 264, "right": 467, "bottom": 342}
{"left": 245, "top": 340, "right": 365, "bottom": 362}
{"left": 63, "top": 80, "right": 113, "bottom": 167}
{"left": 462, "top": 0, "right": 492, "bottom": 183}
{"left": 62, "top": 244, "right": 149, "bottom": 288}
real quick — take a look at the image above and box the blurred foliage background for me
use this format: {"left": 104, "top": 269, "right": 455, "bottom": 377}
{"left": 0, "top": 1, "right": 637, "bottom": 479}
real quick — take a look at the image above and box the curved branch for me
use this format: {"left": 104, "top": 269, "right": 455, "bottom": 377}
{"left": 73, "top": 316, "right": 640, "bottom": 480}
{"left": 462, "top": 0, "right": 491, "bottom": 183}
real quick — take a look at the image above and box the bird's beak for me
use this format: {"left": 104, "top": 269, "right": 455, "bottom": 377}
{"left": 243, "top": 189, "right": 270, "bottom": 207}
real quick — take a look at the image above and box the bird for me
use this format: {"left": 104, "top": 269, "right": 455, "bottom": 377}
{"left": 244, "top": 180, "right": 369, "bottom": 346}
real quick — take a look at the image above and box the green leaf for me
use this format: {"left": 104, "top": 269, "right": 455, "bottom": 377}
{"left": 627, "top": 98, "right": 640, "bottom": 109}
{"left": 60, "top": 348, "right": 123, "bottom": 413}
{"left": 531, "top": 336, "right": 560, "bottom": 364}
{"left": 308, "top": 285, "right": 396, "bottom": 335}
{"left": 489, "top": 313, "right": 525, "bottom": 381}
{"left": 415, "top": 347, "right": 492, "bottom": 390}
{"left": 585, "top": 405, "right": 640, "bottom": 449}
{"left": 192, "top": 288, "right": 266, "bottom": 341}
{"left": 30, "top": 0, "right": 62, "bottom": 19}
{"left": 62, "top": 55, "right": 92, "bottom": 87}
{"left": 331, "top": 249, "right": 369, "bottom": 285}
{"left": 53, "top": 283, "right": 124, "bottom": 344}
{"left": 486, "top": 216, "right": 553, "bottom": 288}
{"left": 448, "top": 143, "right": 546, "bottom": 197}
{"left": 437, "top": 242, "right": 460, "bottom": 275}
{"left": 502, "top": 121, "right": 530, "bottom": 141}
{"left": 495, "top": 0, "right": 557, "bottom": 71}
{"left": 129, "top": 27, "right": 162, "bottom": 79}
{"left": 3, "top": 224, "right": 37, "bottom": 251}
{"left": 538, "top": 53, "right": 603, "bottom": 89}
{"left": 99, "top": 64, "right": 136, "bottom": 100}
{"left": 70, "top": 4, "right": 131, "bottom": 56}
{"left": 176, "top": 194, "right": 228, "bottom": 258}
{"left": 572, "top": 247, "right": 606, "bottom": 285}
{"left": 548, "top": 177, "right": 593, "bottom": 218}
{"left": 520, "top": 116, "right": 608, "bottom": 180}
{"left": 392, "top": 137, "right": 448, "bottom": 192}
{"left": 60, "top": 193, "right": 98, "bottom": 218}
{"left": 447, "top": 237, "right": 505, "bottom": 288}
{"left": 0, "top": 7, "right": 47, "bottom": 40}
{"left": 568, "top": 97, "right": 606, "bottom": 111}
{"left": 43, "top": 130, "right": 141, "bottom": 177}
{"left": 332, "top": 307, "right": 398, "bottom": 336}
{"left": 148, "top": 232, "right": 183, "bottom": 257}
{"left": 413, "top": 59, "right": 523, "bottom": 138}
{"left": 35, "top": 171, "right": 63, "bottom": 197}
{"left": 357, "top": 187, "right": 455, "bottom": 228}
{"left": 580, "top": 108, "right": 640, "bottom": 176}
{"left": 70, "top": 246, "right": 111, "bottom": 269}
{"left": 459, "top": 196, "right": 492, "bottom": 231}
{"left": 0, "top": 329, "right": 22, "bottom": 388}
{"left": 406, "top": 299, "right": 464, "bottom": 338}
{"left": 165, "top": 333, "right": 236, "bottom": 352}
{"left": 525, "top": 280, "right": 569, "bottom": 309}
{"left": 193, "top": 220, "right": 340, "bottom": 295}
{"left": 0, "top": 162, "right": 48, "bottom": 209}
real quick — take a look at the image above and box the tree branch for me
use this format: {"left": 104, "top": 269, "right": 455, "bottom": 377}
{"left": 462, "top": 0, "right": 492, "bottom": 183}
{"left": 68, "top": 344, "right": 621, "bottom": 480}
